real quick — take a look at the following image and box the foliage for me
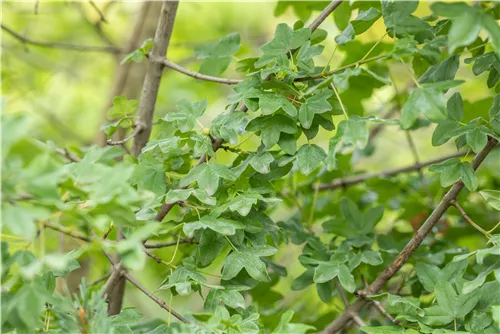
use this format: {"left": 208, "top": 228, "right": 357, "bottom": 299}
{"left": 2, "top": 1, "right": 500, "bottom": 333}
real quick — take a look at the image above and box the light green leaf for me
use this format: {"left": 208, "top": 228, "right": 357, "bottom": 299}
{"left": 183, "top": 216, "right": 244, "bottom": 238}
{"left": 480, "top": 190, "right": 500, "bottom": 211}
{"left": 222, "top": 246, "right": 277, "bottom": 282}
{"left": 107, "top": 96, "right": 138, "bottom": 120}
{"left": 296, "top": 144, "right": 326, "bottom": 176}
{"left": 401, "top": 88, "right": 447, "bottom": 129}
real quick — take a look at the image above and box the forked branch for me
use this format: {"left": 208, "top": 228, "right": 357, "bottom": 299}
{"left": 321, "top": 137, "right": 498, "bottom": 333}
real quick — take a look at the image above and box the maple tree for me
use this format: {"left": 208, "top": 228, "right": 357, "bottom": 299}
{"left": 2, "top": 1, "right": 500, "bottom": 333}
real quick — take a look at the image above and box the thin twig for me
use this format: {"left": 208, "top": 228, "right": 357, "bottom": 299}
{"left": 44, "top": 222, "right": 90, "bottom": 242}
{"left": 89, "top": 273, "right": 111, "bottom": 287}
{"left": 361, "top": 276, "right": 399, "bottom": 325}
{"left": 107, "top": 125, "right": 142, "bottom": 146}
{"left": 320, "top": 137, "right": 498, "bottom": 333}
{"left": 88, "top": 1, "right": 108, "bottom": 23}
{"left": 315, "top": 150, "right": 471, "bottom": 191}
{"left": 54, "top": 148, "right": 80, "bottom": 163}
{"left": 308, "top": 0, "right": 343, "bottom": 31}
{"left": 451, "top": 200, "right": 491, "bottom": 237}
{"left": 145, "top": 239, "right": 197, "bottom": 248}
{"left": 122, "top": 271, "right": 189, "bottom": 323}
{"left": 1, "top": 24, "right": 121, "bottom": 54}
{"left": 154, "top": 57, "right": 242, "bottom": 85}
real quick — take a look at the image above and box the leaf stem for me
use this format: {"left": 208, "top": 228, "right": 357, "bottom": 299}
{"left": 400, "top": 59, "right": 421, "bottom": 88}
{"left": 330, "top": 82, "right": 349, "bottom": 120}
{"left": 360, "top": 32, "right": 388, "bottom": 62}
{"left": 224, "top": 235, "right": 239, "bottom": 252}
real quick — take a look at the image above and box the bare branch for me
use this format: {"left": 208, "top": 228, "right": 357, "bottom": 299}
{"left": 307, "top": 0, "right": 343, "bottom": 31}
{"left": 44, "top": 222, "right": 90, "bottom": 242}
{"left": 54, "top": 147, "right": 80, "bottom": 163}
{"left": 107, "top": 125, "right": 143, "bottom": 146}
{"left": 132, "top": 1, "right": 179, "bottom": 156}
{"left": 1, "top": 24, "right": 121, "bottom": 54}
{"left": 101, "top": 264, "right": 123, "bottom": 298}
{"left": 320, "top": 137, "right": 498, "bottom": 333}
{"left": 316, "top": 150, "right": 470, "bottom": 191}
{"left": 152, "top": 57, "right": 242, "bottom": 85}
{"left": 451, "top": 200, "right": 491, "bottom": 237}
{"left": 89, "top": 273, "right": 111, "bottom": 287}
{"left": 88, "top": 1, "right": 108, "bottom": 23}
{"left": 145, "top": 239, "right": 197, "bottom": 248}
{"left": 122, "top": 271, "right": 189, "bottom": 323}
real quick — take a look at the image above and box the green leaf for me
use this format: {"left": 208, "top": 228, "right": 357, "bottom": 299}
{"left": 260, "top": 23, "right": 311, "bottom": 56}
{"left": 299, "top": 91, "right": 333, "bottom": 129}
{"left": 448, "top": 9, "right": 482, "bottom": 54}
{"left": 466, "top": 128, "right": 488, "bottom": 153}
{"left": 296, "top": 144, "right": 326, "bottom": 176}
{"left": 183, "top": 216, "right": 244, "bottom": 238}
{"left": 338, "top": 264, "right": 356, "bottom": 292}
{"left": 164, "top": 99, "right": 208, "bottom": 133}
{"left": 400, "top": 88, "right": 447, "bottom": 129}
{"left": 1, "top": 203, "right": 51, "bottom": 240}
{"left": 429, "top": 158, "right": 478, "bottom": 191}
{"left": 244, "top": 88, "right": 297, "bottom": 117}
{"left": 447, "top": 92, "right": 464, "bottom": 122}
{"left": 272, "top": 310, "right": 315, "bottom": 334}
{"left": 246, "top": 114, "right": 298, "bottom": 148}
{"left": 205, "top": 288, "right": 245, "bottom": 312}
{"left": 382, "top": 1, "right": 430, "bottom": 35}
{"left": 435, "top": 280, "right": 481, "bottom": 318}
{"left": 338, "top": 116, "right": 369, "bottom": 149}
{"left": 179, "top": 162, "right": 237, "bottom": 196}
{"left": 196, "top": 33, "right": 240, "bottom": 76}
{"left": 361, "top": 326, "right": 405, "bottom": 334}
{"left": 107, "top": 96, "right": 138, "bottom": 120}
{"left": 197, "top": 229, "right": 226, "bottom": 267}
{"left": 334, "top": 1, "right": 352, "bottom": 30}
{"left": 480, "top": 190, "right": 500, "bottom": 210}
{"left": 222, "top": 245, "right": 277, "bottom": 282}
{"left": 335, "top": 8, "right": 381, "bottom": 45}
{"left": 249, "top": 152, "right": 274, "bottom": 174}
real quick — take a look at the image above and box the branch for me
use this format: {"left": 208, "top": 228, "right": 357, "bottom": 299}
{"left": 152, "top": 57, "right": 242, "bottom": 85}
{"left": 101, "top": 264, "right": 123, "bottom": 298}
{"left": 88, "top": 1, "right": 108, "bottom": 23}
{"left": 89, "top": 273, "right": 111, "bottom": 287}
{"left": 307, "top": 0, "right": 343, "bottom": 31}
{"left": 44, "top": 222, "right": 90, "bottom": 242}
{"left": 320, "top": 137, "right": 498, "bottom": 333}
{"left": 145, "top": 239, "right": 197, "bottom": 248}
{"left": 1, "top": 24, "right": 121, "bottom": 54}
{"left": 451, "top": 200, "right": 491, "bottom": 238}
{"left": 132, "top": 1, "right": 179, "bottom": 156}
{"left": 122, "top": 271, "right": 189, "bottom": 323}
{"left": 54, "top": 147, "right": 80, "bottom": 163}
{"left": 96, "top": 1, "right": 155, "bottom": 146}
{"left": 107, "top": 125, "right": 143, "bottom": 146}
{"left": 316, "top": 150, "right": 470, "bottom": 191}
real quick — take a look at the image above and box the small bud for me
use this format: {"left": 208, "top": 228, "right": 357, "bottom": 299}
{"left": 202, "top": 127, "right": 210, "bottom": 136}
